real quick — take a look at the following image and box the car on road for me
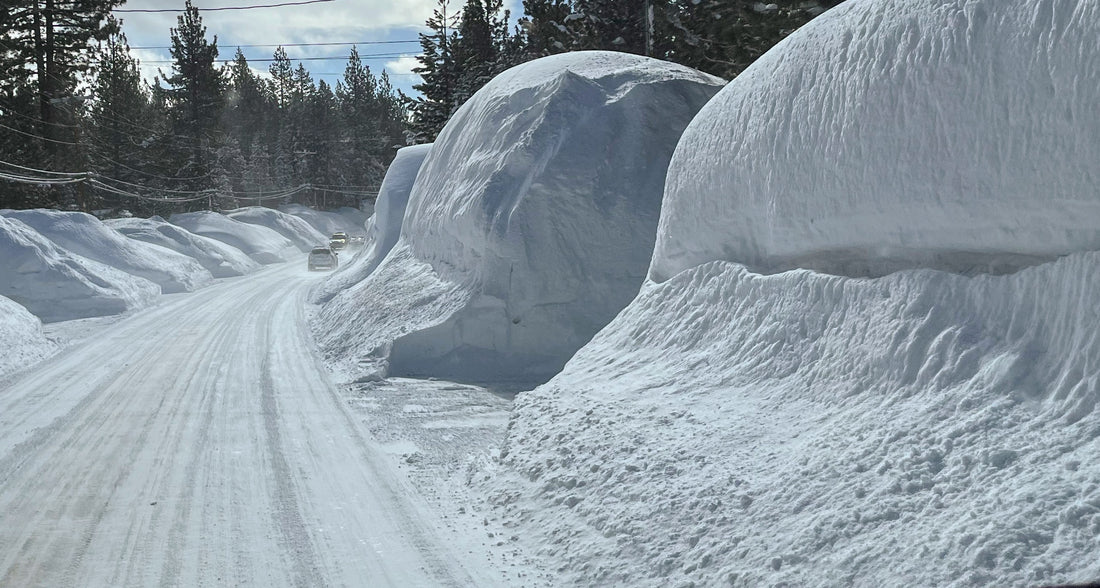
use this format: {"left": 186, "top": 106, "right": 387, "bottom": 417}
{"left": 329, "top": 232, "right": 348, "bottom": 250}
{"left": 349, "top": 234, "right": 366, "bottom": 248}
{"left": 308, "top": 246, "right": 338, "bottom": 271}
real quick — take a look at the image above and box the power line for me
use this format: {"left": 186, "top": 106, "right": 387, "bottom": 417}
{"left": 127, "top": 52, "right": 416, "bottom": 64}
{"left": 0, "top": 121, "right": 83, "bottom": 146}
{"left": 130, "top": 39, "right": 420, "bottom": 50}
{"left": 115, "top": 0, "right": 334, "bottom": 13}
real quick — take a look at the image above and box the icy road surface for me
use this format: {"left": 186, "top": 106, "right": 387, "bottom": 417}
{"left": 0, "top": 262, "right": 502, "bottom": 587}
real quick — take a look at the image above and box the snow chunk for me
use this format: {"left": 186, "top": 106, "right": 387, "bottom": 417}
{"left": 279, "top": 203, "right": 370, "bottom": 237}
{"left": 651, "top": 0, "right": 1100, "bottom": 281}
{"left": 106, "top": 216, "right": 261, "bottom": 278}
{"left": 225, "top": 206, "right": 328, "bottom": 252}
{"left": 168, "top": 210, "right": 298, "bottom": 264}
{"left": 0, "top": 216, "right": 160, "bottom": 322}
{"left": 1, "top": 209, "right": 213, "bottom": 294}
{"left": 0, "top": 294, "right": 57, "bottom": 377}
{"left": 319, "top": 51, "right": 724, "bottom": 383}
{"left": 313, "top": 144, "right": 432, "bottom": 303}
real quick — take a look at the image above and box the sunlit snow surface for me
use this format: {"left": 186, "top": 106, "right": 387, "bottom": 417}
{"left": 316, "top": 51, "right": 724, "bottom": 383}
{"left": 490, "top": 0, "right": 1100, "bottom": 586}
{"left": 0, "top": 216, "right": 160, "bottom": 322}
{"left": 0, "top": 294, "right": 57, "bottom": 377}
{"left": 226, "top": 206, "right": 328, "bottom": 252}
{"left": 106, "top": 216, "right": 261, "bottom": 278}
{"left": 651, "top": 0, "right": 1100, "bottom": 281}
{"left": 2, "top": 208, "right": 213, "bottom": 294}
{"left": 169, "top": 210, "right": 299, "bottom": 264}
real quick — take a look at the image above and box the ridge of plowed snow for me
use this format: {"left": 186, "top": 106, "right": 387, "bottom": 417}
{"left": 106, "top": 216, "right": 261, "bottom": 278}
{"left": 2, "top": 209, "right": 213, "bottom": 294}
{"left": 169, "top": 211, "right": 298, "bottom": 264}
{"left": 313, "top": 144, "right": 431, "bottom": 304}
{"left": 0, "top": 216, "right": 160, "bottom": 322}
{"left": 226, "top": 206, "right": 328, "bottom": 252}
{"left": 279, "top": 204, "right": 370, "bottom": 237}
{"left": 650, "top": 0, "right": 1100, "bottom": 281}
{"left": 317, "top": 51, "right": 724, "bottom": 383}
{"left": 0, "top": 294, "right": 57, "bottom": 377}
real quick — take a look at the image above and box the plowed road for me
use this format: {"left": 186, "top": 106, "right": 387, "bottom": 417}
{"left": 0, "top": 262, "right": 498, "bottom": 587}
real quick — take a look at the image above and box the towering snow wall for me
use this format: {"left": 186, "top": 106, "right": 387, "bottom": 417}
{"left": 488, "top": 1, "right": 1100, "bottom": 586}
{"left": 376, "top": 52, "right": 723, "bottom": 382}
{"left": 650, "top": 0, "right": 1100, "bottom": 281}
{"left": 313, "top": 143, "right": 432, "bottom": 304}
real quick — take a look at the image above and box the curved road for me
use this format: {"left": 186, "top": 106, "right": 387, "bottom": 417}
{"left": 0, "top": 262, "right": 498, "bottom": 587}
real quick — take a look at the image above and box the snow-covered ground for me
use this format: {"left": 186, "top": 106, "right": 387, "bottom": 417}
{"left": 169, "top": 210, "right": 299, "bottom": 264}
{"left": 280, "top": 203, "right": 370, "bottom": 238}
{"left": 106, "top": 216, "right": 261, "bottom": 278}
{"left": 0, "top": 295, "right": 57, "bottom": 378}
{"left": 2, "top": 208, "right": 213, "bottom": 294}
{"left": 483, "top": 1, "right": 1100, "bottom": 586}
{"left": 315, "top": 51, "right": 724, "bottom": 384}
{"left": 0, "top": 215, "right": 160, "bottom": 322}
{"left": 226, "top": 206, "right": 328, "bottom": 252}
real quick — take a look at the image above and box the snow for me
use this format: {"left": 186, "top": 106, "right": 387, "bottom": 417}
{"left": 1, "top": 208, "right": 213, "bottom": 294}
{"left": 0, "top": 294, "right": 57, "bottom": 378}
{"left": 168, "top": 210, "right": 299, "bottom": 264}
{"left": 313, "top": 144, "right": 431, "bottom": 304}
{"left": 651, "top": 0, "right": 1100, "bottom": 282}
{"left": 316, "top": 51, "right": 724, "bottom": 383}
{"left": 106, "top": 216, "right": 261, "bottom": 278}
{"left": 485, "top": 2, "right": 1100, "bottom": 586}
{"left": 279, "top": 203, "right": 370, "bottom": 238}
{"left": 225, "top": 206, "right": 328, "bottom": 252}
{"left": 0, "top": 216, "right": 160, "bottom": 322}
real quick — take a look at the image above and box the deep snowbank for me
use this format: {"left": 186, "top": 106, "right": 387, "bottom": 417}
{"left": 313, "top": 144, "right": 431, "bottom": 304}
{"left": 0, "top": 294, "right": 57, "bottom": 377}
{"left": 493, "top": 254, "right": 1100, "bottom": 586}
{"left": 279, "top": 204, "right": 369, "bottom": 237}
{"left": 169, "top": 211, "right": 298, "bottom": 264}
{"left": 106, "top": 216, "right": 261, "bottom": 278}
{"left": 650, "top": 0, "right": 1100, "bottom": 281}
{"left": 226, "top": 206, "right": 327, "bottom": 252}
{"left": 2, "top": 209, "right": 213, "bottom": 294}
{"left": 0, "top": 216, "right": 160, "bottom": 322}
{"left": 317, "top": 51, "right": 724, "bottom": 382}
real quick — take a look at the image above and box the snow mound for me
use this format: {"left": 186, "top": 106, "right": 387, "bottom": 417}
{"left": 279, "top": 204, "right": 370, "bottom": 237}
{"left": 313, "top": 144, "right": 432, "bottom": 304}
{"left": 168, "top": 210, "right": 298, "bottom": 264}
{"left": 0, "top": 294, "right": 57, "bottom": 377}
{"left": 318, "top": 51, "right": 724, "bottom": 383}
{"left": 225, "top": 206, "right": 328, "bottom": 252}
{"left": 0, "top": 216, "right": 160, "bottom": 322}
{"left": 106, "top": 216, "right": 261, "bottom": 278}
{"left": 493, "top": 254, "right": 1100, "bottom": 586}
{"left": 2, "top": 209, "right": 213, "bottom": 294}
{"left": 651, "top": 0, "right": 1100, "bottom": 281}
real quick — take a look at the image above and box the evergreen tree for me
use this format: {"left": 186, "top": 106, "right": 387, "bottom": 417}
{"left": 409, "top": 0, "right": 461, "bottom": 142}
{"left": 162, "top": 0, "right": 225, "bottom": 195}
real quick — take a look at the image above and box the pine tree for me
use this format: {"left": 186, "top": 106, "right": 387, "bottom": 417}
{"left": 162, "top": 0, "right": 225, "bottom": 195}
{"left": 410, "top": 0, "right": 461, "bottom": 142}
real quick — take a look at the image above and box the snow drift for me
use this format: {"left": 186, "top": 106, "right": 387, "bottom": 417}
{"left": 316, "top": 51, "right": 724, "bottom": 382}
{"left": 225, "top": 206, "right": 328, "bottom": 252}
{"left": 106, "top": 216, "right": 261, "bottom": 278}
{"left": 1, "top": 209, "right": 213, "bottom": 294}
{"left": 279, "top": 204, "right": 370, "bottom": 237}
{"left": 0, "top": 216, "right": 160, "bottom": 322}
{"left": 0, "top": 294, "right": 57, "bottom": 377}
{"left": 313, "top": 143, "right": 431, "bottom": 304}
{"left": 489, "top": 1, "right": 1100, "bottom": 586}
{"left": 650, "top": 0, "right": 1100, "bottom": 281}
{"left": 169, "top": 211, "right": 298, "bottom": 264}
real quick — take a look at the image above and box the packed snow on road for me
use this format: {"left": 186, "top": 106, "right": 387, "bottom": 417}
{"left": 3, "top": 0, "right": 1100, "bottom": 586}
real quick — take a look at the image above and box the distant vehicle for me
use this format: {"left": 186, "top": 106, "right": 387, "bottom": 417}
{"left": 308, "top": 246, "right": 338, "bottom": 271}
{"left": 349, "top": 234, "right": 366, "bottom": 247}
{"left": 329, "top": 232, "right": 348, "bottom": 250}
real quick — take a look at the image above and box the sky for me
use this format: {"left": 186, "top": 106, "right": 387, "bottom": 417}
{"left": 112, "top": 0, "right": 523, "bottom": 98}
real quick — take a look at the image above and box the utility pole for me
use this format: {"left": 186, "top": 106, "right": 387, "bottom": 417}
{"left": 644, "top": 0, "right": 653, "bottom": 57}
